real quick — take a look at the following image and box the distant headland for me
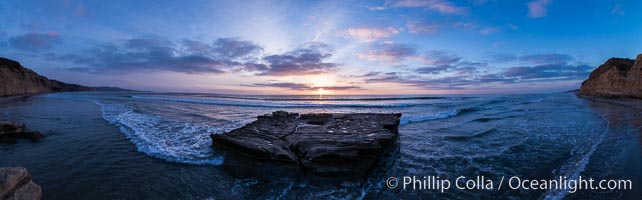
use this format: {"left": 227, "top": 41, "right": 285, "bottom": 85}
{"left": 0, "top": 57, "right": 136, "bottom": 98}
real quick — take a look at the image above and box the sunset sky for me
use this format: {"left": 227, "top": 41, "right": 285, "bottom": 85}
{"left": 1, "top": 0, "right": 641, "bottom": 95}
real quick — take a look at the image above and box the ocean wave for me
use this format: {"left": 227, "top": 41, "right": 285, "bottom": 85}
{"left": 542, "top": 115, "right": 609, "bottom": 200}
{"left": 94, "top": 102, "right": 234, "bottom": 165}
{"left": 131, "top": 95, "right": 436, "bottom": 108}
{"left": 400, "top": 109, "right": 461, "bottom": 125}
{"left": 232, "top": 96, "right": 448, "bottom": 101}
{"left": 444, "top": 127, "right": 496, "bottom": 140}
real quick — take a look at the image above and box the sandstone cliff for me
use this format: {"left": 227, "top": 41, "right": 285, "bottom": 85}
{"left": 0, "top": 57, "right": 90, "bottom": 97}
{"left": 578, "top": 54, "right": 642, "bottom": 98}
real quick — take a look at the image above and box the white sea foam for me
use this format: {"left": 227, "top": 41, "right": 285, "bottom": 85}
{"left": 542, "top": 115, "right": 609, "bottom": 200}
{"left": 95, "top": 102, "right": 233, "bottom": 165}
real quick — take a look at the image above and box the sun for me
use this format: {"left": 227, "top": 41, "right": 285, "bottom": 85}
{"left": 310, "top": 75, "right": 333, "bottom": 88}
{"left": 317, "top": 88, "right": 326, "bottom": 97}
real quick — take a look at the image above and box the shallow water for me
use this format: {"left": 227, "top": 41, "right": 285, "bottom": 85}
{"left": 0, "top": 92, "right": 640, "bottom": 199}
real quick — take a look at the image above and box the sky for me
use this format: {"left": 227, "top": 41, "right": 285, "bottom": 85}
{"left": 0, "top": 0, "right": 641, "bottom": 95}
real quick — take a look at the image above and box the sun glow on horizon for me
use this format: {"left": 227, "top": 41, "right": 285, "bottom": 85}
{"left": 316, "top": 88, "right": 326, "bottom": 97}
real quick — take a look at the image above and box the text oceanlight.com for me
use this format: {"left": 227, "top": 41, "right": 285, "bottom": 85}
{"left": 385, "top": 176, "right": 632, "bottom": 193}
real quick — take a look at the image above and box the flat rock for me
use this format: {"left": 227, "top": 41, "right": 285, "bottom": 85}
{"left": 0, "top": 167, "right": 41, "bottom": 200}
{"left": 211, "top": 111, "right": 401, "bottom": 177}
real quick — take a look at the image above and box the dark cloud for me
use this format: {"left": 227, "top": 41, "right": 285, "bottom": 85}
{"left": 255, "top": 43, "right": 338, "bottom": 76}
{"left": 54, "top": 36, "right": 253, "bottom": 74}
{"left": 53, "top": 36, "right": 336, "bottom": 76}
{"left": 519, "top": 53, "right": 573, "bottom": 65}
{"left": 356, "top": 42, "right": 464, "bottom": 68}
{"left": 415, "top": 65, "right": 454, "bottom": 74}
{"left": 478, "top": 74, "right": 516, "bottom": 83}
{"left": 362, "top": 72, "right": 479, "bottom": 90}
{"left": 458, "top": 61, "right": 488, "bottom": 68}
{"left": 489, "top": 53, "right": 517, "bottom": 63}
{"left": 503, "top": 64, "right": 592, "bottom": 80}
{"left": 8, "top": 32, "right": 62, "bottom": 52}
{"left": 248, "top": 82, "right": 362, "bottom": 91}
{"left": 182, "top": 38, "right": 263, "bottom": 60}
{"left": 360, "top": 62, "right": 591, "bottom": 90}
{"left": 415, "top": 62, "right": 484, "bottom": 75}
{"left": 420, "top": 50, "right": 461, "bottom": 66}
{"left": 251, "top": 82, "right": 311, "bottom": 90}
{"left": 319, "top": 86, "right": 363, "bottom": 91}
{"left": 363, "top": 72, "right": 471, "bottom": 90}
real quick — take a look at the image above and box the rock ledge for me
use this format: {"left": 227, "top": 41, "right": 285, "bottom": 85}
{"left": 0, "top": 121, "right": 44, "bottom": 142}
{"left": 211, "top": 111, "right": 401, "bottom": 177}
{"left": 0, "top": 167, "right": 41, "bottom": 200}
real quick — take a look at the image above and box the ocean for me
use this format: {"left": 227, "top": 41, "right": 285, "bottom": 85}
{"left": 0, "top": 92, "right": 641, "bottom": 199}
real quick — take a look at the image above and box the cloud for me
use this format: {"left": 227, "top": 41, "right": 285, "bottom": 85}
{"left": 54, "top": 36, "right": 262, "bottom": 74}
{"left": 367, "top": 6, "right": 387, "bottom": 11}
{"left": 249, "top": 82, "right": 362, "bottom": 91}
{"left": 53, "top": 36, "right": 337, "bottom": 76}
{"left": 255, "top": 43, "right": 338, "bottom": 76}
{"left": 363, "top": 72, "right": 474, "bottom": 90}
{"left": 390, "top": 0, "right": 467, "bottom": 15}
{"left": 418, "top": 50, "right": 461, "bottom": 66}
{"left": 489, "top": 53, "right": 518, "bottom": 63}
{"left": 478, "top": 26, "right": 500, "bottom": 35}
{"left": 611, "top": 3, "right": 624, "bottom": 16}
{"left": 345, "top": 27, "right": 401, "bottom": 42}
{"left": 415, "top": 62, "right": 483, "bottom": 75}
{"left": 355, "top": 42, "right": 416, "bottom": 62}
{"left": 527, "top": 0, "right": 552, "bottom": 18}
{"left": 250, "top": 82, "right": 311, "bottom": 90}
{"left": 503, "top": 64, "right": 592, "bottom": 80}
{"left": 406, "top": 20, "right": 440, "bottom": 34}
{"left": 355, "top": 43, "right": 464, "bottom": 67}
{"left": 415, "top": 65, "right": 455, "bottom": 74}
{"left": 8, "top": 32, "right": 62, "bottom": 52}
{"left": 359, "top": 61, "right": 590, "bottom": 90}
{"left": 519, "top": 53, "right": 573, "bottom": 65}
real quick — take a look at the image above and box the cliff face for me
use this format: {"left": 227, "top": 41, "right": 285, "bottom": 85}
{"left": 0, "top": 57, "right": 90, "bottom": 97}
{"left": 578, "top": 54, "right": 642, "bottom": 98}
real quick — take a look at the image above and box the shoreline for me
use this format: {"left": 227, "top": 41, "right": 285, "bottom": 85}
{"left": 0, "top": 95, "right": 34, "bottom": 107}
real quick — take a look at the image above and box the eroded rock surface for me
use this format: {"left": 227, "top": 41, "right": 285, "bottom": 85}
{"left": 211, "top": 111, "right": 401, "bottom": 177}
{"left": 0, "top": 121, "right": 44, "bottom": 142}
{"left": 0, "top": 167, "right": 41, "bottom": 200}
{"left": 579, "top": 54, "right": 642, "bottom": 98}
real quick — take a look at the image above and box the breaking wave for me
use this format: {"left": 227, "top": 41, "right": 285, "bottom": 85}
{"left": 94, "top": 102, "right": 233, "bottom": 165}
{"left": 131, "top": 95, "right": 438, "bottom": 108}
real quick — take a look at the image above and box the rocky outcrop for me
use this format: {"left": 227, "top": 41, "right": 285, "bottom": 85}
{"left": 578, "top": 54, "right": 642, "bottom": 98}
{"left": 211, "top": 111, "right": 401, "bottom": 177}
{"left": 0, "top": 167, "right": 41, "bottom": 200}
{"left": 0, "top": 121, "right": 44, "bottom": 142}
{"left": 0, "top": 57, "right": 90, "bottom": 97}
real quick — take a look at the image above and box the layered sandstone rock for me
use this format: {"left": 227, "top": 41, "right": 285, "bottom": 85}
{"left": 211, "top": 111, "right": 401, "bottom": 177}
{"left": 0, "top": 167, "right": 41, "bottom": 200}
{"left": 578, "top": 54, "right": 642, "bottom": 98}
{"left": 0, "top": 57, "right": 90, "bottom": 97}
